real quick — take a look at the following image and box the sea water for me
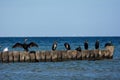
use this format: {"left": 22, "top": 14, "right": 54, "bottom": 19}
{"left": 0, "top": 37, "right": 120, "bottom": 80}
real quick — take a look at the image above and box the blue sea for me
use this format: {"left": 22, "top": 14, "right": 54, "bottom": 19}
{"left": 0, "top": 37, "right": 120, "bottom": 80}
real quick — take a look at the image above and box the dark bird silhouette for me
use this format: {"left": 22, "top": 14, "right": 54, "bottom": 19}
{"left": 64, "top": 42, "right": 71, "bottom": 50}
{"left": 84, "top": 40, "right": 88, "bottom": 50}
{"left": 12, "top": 39, "right": 38, "bottom": 52}
{"left": 75, "top": 45, "right": 81, "bottom": 52}
{"left": 52, "top": 41, "right": 57, "bottom": 51}
{"left": 95, "top": 40, "right": 99, "bottom": 49}
{"left": 104, "top": 41, "right": 113, "bottom": 47}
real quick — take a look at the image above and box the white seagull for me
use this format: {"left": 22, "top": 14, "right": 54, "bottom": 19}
{"left": 3, "top": 47, "right": 8, "bottom": 52}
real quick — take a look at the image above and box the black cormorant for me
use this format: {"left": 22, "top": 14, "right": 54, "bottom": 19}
{"left": 95, "top": 40, "right": 99, "bottom": 49}
{"left": 64, "top": 42, "right": 71, "bottom": 50}
{"left": 12, "top": 39, "right": 38, "bottom": 52}
{"left": 84, "top": 40, "right": 88, "bottom": 50}
{"left": 52, "top": 41, "right": 57, "bottom": 51}
{"left": 75, "top": 45, "right": 81, "bottom": 52}
{"left": 105, "top": 41, "right": 113, "bottom": 47}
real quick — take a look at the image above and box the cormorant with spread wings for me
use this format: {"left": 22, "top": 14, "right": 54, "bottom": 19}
{"left": 12, "top": 39, "right": 38, "bottom": 52}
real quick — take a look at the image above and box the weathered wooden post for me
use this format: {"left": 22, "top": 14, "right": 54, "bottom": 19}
{"left": 88, "top": 50, "right": 94, "bottom": 60}
{"left": 13, "top": 51, "right": 20, "bottom": 62}
{"left": 81, "top": 50, "right": 88, "bottom": 60}
{"left": 51, "top": 51, "right": 58, "bottom": 62}
{"left": 0, "top": 52, "right": 2, "bottom": 62}
{"left": 76, "top": 51, "right": 82, "bottom": 60}
{"left": 2, "top": 51, "right": 9, "bottom": 63}
{"left": 40, "top": 51, "right": 46, "bottom": 62}
{"left": 20, "top": 51, "right": 25, "bottom": 62}
{"left": 24, "top": 52, "right": 30, "bottom": 62}
{"left": 105, "top": 50, "right": 110, "bottom": 59}
{"left": 94, "top": 50, "right": 99, "bottom": 59}
{"left": 57, "top": 51, "right": 62, "bottom": 61}
{"left": 98, "top": 50, "right": 104, "bottom": 59}
{"left": 71, "top": 50, "right": 77, "bottom": 60}
{"left": 45, "top": 51, "right": 52, "bottom": 62}
{"left": 29, "top": 52, "right": 36, "bottom": 62}
{"left": 61, "top": 51, "right": 68, "bottom": 61}
{"left": 36, "top": 51, "right": 40, "bottom": 62}
{"left": 8, "top": 51, "right": 13, "bottom": 62}
{"left": 105, "top": 46, "right": 114, "bottom": 59}
{"left": 66, "top": 50, "right": 72, "bottom": 60}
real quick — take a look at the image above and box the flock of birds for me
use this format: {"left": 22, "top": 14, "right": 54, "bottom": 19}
{"left": 0, "top": 39, "right": 113, "bottom": 52}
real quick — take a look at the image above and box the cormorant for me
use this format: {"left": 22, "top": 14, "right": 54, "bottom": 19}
{"left": 75, "top": 45, "right": 81, "bottom": 52}
{"left": 95, "top": 40, "right": 99, "bottom": 49}
{"left": 64, "top": 42, "right": 71, "bottom": 50}
{"left": 84, "top": 40, "right": 88, "bottom": 50}
{"left": 12, "top": 39, "right": 38, "bottom": 52}
{"left": 52, "top": 41, "right": 57, "bottom": 51}
{"left": 105, "top": 41, "right": 113, "bottom": 47}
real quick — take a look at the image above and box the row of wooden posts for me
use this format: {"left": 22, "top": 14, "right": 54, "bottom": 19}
{"left": 0, "top": 46, "right": 114, "bottom": 63}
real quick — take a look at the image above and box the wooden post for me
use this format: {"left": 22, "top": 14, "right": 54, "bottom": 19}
{"left": 61, "top": 51, "right": 68, "bottom": 61}
{"left": 2, "top": 51, "right": 9, "bottom": 63}
{"left": 46, "top": 51, "right": 51, "bottom": 62}
{"left": 57, "top": 51, "right": 62, "bottom": 61}
{"left": 13, "top": 51, "right": 20, "bottom": 62}
{"left": 94, "top": 50, "right": 99, "bottom": 59}
{"left": 51, "top": 51, "right": 58, "bottom": 62}
{"left": 71, "top": 50, "right": 77, "bottom": 60}
{"left": 76, "top": 51, "right": 82, "bottom": 60}
{"left": 105, "top": 46, "right": 114, "bottom": 59}
{"left": 20, "top": 51, "right": 25, "bottom": 62}
{"left": 8, "top": 51, "right": 13, "bottom": 62}
{"left": 36, "top": 51, "right": 40, "bottom": 62}
{"left": 40, "top": 51, "right": 46, "bottom": 62}
{"left": 88, "top": 50, "right": 93, "bottom": 60}
{"left": 81, "top": 50, "right": 88, "bottom": 60}
{"left": 0, "top": 52, "right": 2, "bottom": 62}
{"left": 66, "top": 50, "right": 72, "bottom": 60}
{"left": 29, "top": 52, "right": 36, "bottom": 62}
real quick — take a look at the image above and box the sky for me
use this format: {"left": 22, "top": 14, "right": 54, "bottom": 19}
{"left": 0, "top": 0, "right": 120, "bottom": 37}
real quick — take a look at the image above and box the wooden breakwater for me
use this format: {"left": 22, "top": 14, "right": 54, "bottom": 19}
{"left": 0, "top": 46, "right": 114, "bottom": 63}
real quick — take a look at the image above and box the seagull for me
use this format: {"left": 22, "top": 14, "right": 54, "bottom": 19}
{"left": 3, "top": 47, "right": 8, "bottom": 52}
{"left": 52, "top": 41, "right": 57, "bottom": 51}
{"left": 12, "top": 39, "right": 38, "bottom": 52}
{"left": 64, "top": 42, "right": 71, "bottom": 50}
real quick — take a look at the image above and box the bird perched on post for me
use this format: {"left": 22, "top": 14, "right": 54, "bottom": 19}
{"left": 12, "top": 38, "right": 38, "bottom": 52}
{"left": 95, "top": 40, "right": 99, "bottom": 49}
{"left": 84, "top": 40, "right": 88, "bottom": 50}
{"left": 3, "top": 47, "right": 9, "bottom": 52}
{"left": 64, "top": 42, "right": 71, "bottom": 50}
{"left": 75, "top": 45, "right": 81, "bottom": 52}
{"left": 104, "top": 41, "right": 113, "bottom": 47}
{"left": 52, "top": 41, "right": 57, "bottom": 51}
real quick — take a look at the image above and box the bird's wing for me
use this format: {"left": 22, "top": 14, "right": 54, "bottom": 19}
{"left": 28, "top": 42, "right": 38, "bottom": 48}
{"left": 12, "top": 43, "right": 23, "bottom": 48}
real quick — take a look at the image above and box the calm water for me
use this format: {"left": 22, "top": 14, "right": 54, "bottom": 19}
{"left": 0, "top": 37, "right": 120, "bottom": 80}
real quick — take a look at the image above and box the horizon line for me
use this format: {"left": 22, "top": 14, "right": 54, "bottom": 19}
{"left": 0, "top": 35, "right": 120, "bottom": 37}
